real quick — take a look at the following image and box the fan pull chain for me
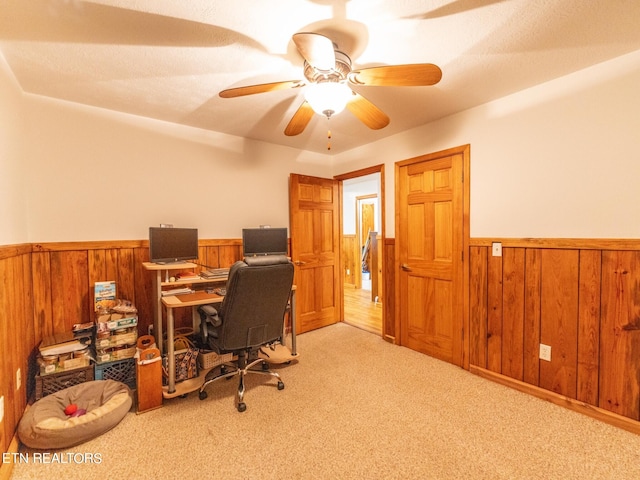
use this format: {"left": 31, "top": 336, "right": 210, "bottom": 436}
{"left": 327, "top": 128, "right": 332, "bottom": 150}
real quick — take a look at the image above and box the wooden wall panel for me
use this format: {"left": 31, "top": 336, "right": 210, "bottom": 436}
{"left": 577, "top": 250, "right": 601, "bottom": 405}
{"left": 117, "top": 248, "right": 136, "bottom": 305}
{"left": 31, "top": 252, "right": 53, "bottom": 339}
{"left": 51, "top": 251, "right": 90, "bottom": 328}
{"left": 0, "top": 256, "right": 13, "bottom": 453}
{"left": 486, "top": 253, "right": 503, "bottom": 373}
{"left": 469, "top": 239, "right": 640, "bottom": 425}
{"left": 469, "top": 246, "right": 487, "bottom": 368}
{"left": 197, "top": 245, "right": 219, "bottom": 271}
{"left": 133, "top": 247, "right": 153, "bottom": 337}
{"left": 523, "top": 249, "right": 541, "bottom": 385}
{"left": 342, "top": 234, "right": 356, "bottom": 285}
{"left": 21, "top": 255, "right": 36, "bottom": 401}
{"left": 599, "top": 251, "right": 640, "bottom": 420}
{"left": 0, "top": 250, "right": 32, "bottom": 456}
{"left": 502, "top": 248, "right": 525, "bottom": 380}
{"left": 539, "top": 249, "right": 579, "bottom": 398}
{"left": 219, "top": 245, "right": 242, "bottom": 268}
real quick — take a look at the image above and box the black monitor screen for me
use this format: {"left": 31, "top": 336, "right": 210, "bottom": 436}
{"left": 149, "top": 227, "right": 198, "bottom": 264}
{"left": 242, "top": 228, "right": 288, "bottom": 257}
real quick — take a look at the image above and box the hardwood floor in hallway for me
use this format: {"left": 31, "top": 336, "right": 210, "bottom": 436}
{"left": 343, "top": 284, "right": 382, "bottom": 335}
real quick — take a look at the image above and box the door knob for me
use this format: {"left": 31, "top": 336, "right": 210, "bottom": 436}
{"left": 401, "top": 263, "right": 412, "bottom": 272}
{"left": 294, "top": 260, "right": 306, "bottom": 266}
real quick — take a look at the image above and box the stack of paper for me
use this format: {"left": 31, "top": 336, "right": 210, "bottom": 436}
{"left": 161, "top": 287, "right": 194, "bottom": 296}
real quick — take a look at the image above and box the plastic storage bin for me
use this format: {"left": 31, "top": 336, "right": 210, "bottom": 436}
{"left": 95, "top": 358, "right": 136, "bottom": 390}
{"left": 35, "top": 364, "right": 95, "bottom": 400}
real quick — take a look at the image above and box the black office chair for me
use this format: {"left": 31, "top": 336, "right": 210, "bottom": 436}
{"left": 197, "top": 255, "right": 294, "bottom": 412}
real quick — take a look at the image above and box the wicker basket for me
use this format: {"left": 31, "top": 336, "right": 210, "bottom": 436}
{"left": 198, "top": 350, "right": 233, "bottom": 370}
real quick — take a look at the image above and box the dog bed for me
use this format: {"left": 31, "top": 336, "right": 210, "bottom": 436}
{"left": 18, "top": 380, "right": 132, "bottom": 449}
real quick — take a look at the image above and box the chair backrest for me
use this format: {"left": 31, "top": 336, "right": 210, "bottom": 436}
{"left": 216, "top": 255, "right": 294, "bottom": 351}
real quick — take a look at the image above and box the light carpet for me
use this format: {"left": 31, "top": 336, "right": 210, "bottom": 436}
{"left": 10, "top": 323, "right": 640, "bottom": 479}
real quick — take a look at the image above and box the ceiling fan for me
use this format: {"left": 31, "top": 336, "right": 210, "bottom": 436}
{"left": 219, "top": 32, "right": 442, "bottom": 139}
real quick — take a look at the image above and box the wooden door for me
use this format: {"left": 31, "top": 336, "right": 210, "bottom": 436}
{"left": 289, "top": 174, "right": 341, "bottom": 334}
{"left": 396, "top": 148, "right": 465, "bottom": 365}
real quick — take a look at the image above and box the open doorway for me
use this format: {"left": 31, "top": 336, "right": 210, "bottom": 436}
{"left": 341, "top": 172, "right": 383, "bottom": 335}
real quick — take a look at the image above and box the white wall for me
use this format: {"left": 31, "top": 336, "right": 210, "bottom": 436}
{"left": 343, "top": 175, "right": 380, "bottom": 235}
{"left": 333, "top": 50, "right": 640, "bottom": 239}
{"left": 20, "top": 95, "right": 332, "bottom": 242}
{"left": 3, "top": 50, "right": 640, "bottom": 244}
{"left": 0, "top": 56, "right": 28, "bottom": 245}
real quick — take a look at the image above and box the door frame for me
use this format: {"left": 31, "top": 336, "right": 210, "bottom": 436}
{"left": 335, "top": 164, "right": 386, "bottom": 337}
{"left": 394, "top": 145, "right": 471, "bottom": 369}
{"left": 355, "top": 193, "right": 378, "bottom": 291}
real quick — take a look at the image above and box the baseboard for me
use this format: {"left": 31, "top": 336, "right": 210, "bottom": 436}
{"left": 469, "top": 365, "right": 640, "bottom": 435}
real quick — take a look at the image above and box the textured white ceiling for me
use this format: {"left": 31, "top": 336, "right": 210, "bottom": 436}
{"left": 2, "top": 0, "right": 640, "bottom": 154}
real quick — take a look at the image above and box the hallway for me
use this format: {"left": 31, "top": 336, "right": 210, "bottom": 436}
{"left": 343, "top": 283, "right": 382, "bottom": 335}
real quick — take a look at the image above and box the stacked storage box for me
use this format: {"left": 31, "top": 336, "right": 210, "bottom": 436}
{"left": 94, "top": 312, "right": 138, "bottom": 390}
{"left": 35, "top": 324, "right": 95, "bottom": 400}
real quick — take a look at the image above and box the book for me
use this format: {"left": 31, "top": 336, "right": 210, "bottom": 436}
{"left": 175, "top": 271, "right": 199, "bottom": 280}
{"left": 200, "top": 268, "right": 229, "bottom": 279}
{"left": 95, "top": 281, "right": 117, "bottom": 312}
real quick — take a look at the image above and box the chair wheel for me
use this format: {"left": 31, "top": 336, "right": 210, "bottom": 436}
{"left": 237, "top": 402, "right": 247, "bottom": 412}
{"left": 277, "top": 381, "right": 284, "bottom": 390}
{"left": 199, "top": 391, "right": 208, "bottom": 400}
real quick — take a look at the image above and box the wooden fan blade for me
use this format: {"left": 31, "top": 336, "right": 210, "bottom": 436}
{"left": 349, "top": 64, "right": 442, "bottom": 87}
{"left": 346, "top": 93, "right": 390, "bottom": 130}
{"left": 219, "top": 80, "right": 303, "bottom": 98}
{"left": 285, "top": 101, "right": 315, "bottom": 136}
{"left": 292, "top": 32, "right": 336, "bottom": 71}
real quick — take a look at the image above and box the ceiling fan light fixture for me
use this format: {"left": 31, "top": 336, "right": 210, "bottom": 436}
{"left": 304, "top": 82, "right": 352, "bottom": 118}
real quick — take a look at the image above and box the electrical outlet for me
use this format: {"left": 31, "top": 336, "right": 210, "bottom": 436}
{"left": 539, "top": 343, "right": 552, "bottom": 361}
{"left": 16, "top": 368, "right": 21, "bottom": 390}
{"left": 492, "top": 242, "right": 502, "bottom": 257}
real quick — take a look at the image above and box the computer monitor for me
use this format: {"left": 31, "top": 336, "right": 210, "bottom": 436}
{"left": 149, "top": 227, "right": 198, "bottom": 264}
{"left": 242, "top": 227, "right": 288, "bottom": 257}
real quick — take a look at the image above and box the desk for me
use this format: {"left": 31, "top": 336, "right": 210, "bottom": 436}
{"left": 142, "top": 261, "right": 227, "bottom": 356}
{"left": 161, "top": 287, "right": 297, "bottom": 397}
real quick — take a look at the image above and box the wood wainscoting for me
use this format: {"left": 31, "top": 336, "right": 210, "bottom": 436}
{"left": 3, "top": 235, "right": 640, "bottom": 461}
{"left": 469, "top": 238, "right": 640, "bottom": 433}
{"left": 0, "top": 239, "right": 245, "bottom": 460}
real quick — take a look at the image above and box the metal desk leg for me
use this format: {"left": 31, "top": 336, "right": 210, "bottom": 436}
{"left": 290, "top": 289, "right": 297, "bottom": 356}
{"left": 166, "top": 307, "right": 175, "bottom": 394}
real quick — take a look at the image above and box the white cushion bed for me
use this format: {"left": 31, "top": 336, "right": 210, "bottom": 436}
{"left": 18, "top": 380, "right": 132, "bottom": 449}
